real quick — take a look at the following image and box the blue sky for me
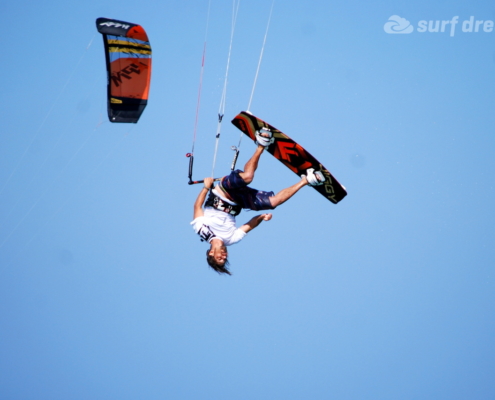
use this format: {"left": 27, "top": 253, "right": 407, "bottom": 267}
{"left": 1, "top": 0, "right": 494, "bottom": 399}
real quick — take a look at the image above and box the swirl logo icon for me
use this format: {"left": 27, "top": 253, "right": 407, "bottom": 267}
{"left": 384, "top": 15, "right": 414, "bottom": 34}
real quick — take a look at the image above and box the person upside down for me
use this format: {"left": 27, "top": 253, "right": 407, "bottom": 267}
{"left": 191, "top": 127, "right": 325, "bottom": 275}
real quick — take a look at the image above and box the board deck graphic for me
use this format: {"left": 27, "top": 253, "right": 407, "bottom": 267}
{"left": 231, "top": 111, "right": 347, "bottom": 204}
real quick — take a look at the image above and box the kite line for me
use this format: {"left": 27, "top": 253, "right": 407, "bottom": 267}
{"left": 231, "top": 0, "right": 275, "bottom": 170}
{"left": 0, "top": 35, "right": 96, "bottom": 197}
{"left": 187, "top": 0, "right": 275, "bottom": 183}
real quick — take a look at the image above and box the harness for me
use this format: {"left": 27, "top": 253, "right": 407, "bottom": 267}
{"left": 204, "top": 190, "right": 242, "bottom": 216}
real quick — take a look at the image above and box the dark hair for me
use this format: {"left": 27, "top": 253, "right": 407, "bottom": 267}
{"left": 206, "top": 249, "right": 231, "bottom": 275}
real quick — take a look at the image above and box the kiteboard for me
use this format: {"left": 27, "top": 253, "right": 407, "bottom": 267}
{"left": 231, "top": 111, "right": 347, "bottom": 204}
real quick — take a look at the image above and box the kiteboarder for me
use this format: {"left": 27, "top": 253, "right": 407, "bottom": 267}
{"left": 191, "top": 128, "right": 325, "bottom": 275}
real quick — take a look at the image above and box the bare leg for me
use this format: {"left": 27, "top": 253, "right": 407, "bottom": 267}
{"left": 269, "top": 176, "right": 309, "bottom": 208}
{"left": 239, "top": 145, "right": 265, "bottom": 184}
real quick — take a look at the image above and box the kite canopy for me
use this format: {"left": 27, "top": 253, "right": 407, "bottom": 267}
{"left": 96, "top": 17, "right": 152, "bottom": 123}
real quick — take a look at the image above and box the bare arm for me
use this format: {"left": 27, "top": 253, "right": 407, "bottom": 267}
{"left": 193, "top": 178, "right": 213, "bottom": 219}
{"left": 240, "top": 213, "right": 272, "bottom": 233}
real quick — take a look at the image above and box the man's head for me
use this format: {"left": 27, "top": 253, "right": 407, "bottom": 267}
{"left": 206, "top": 240, "right": 231, "bottom": 275}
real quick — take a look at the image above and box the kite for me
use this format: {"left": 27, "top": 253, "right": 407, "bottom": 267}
{"left": 96, "top": 17, "right": 152, "bottom": 123}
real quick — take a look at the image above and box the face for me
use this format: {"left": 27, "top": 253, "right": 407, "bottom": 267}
{"left": 209, "top": 245, "right": 228, "bottom": 266}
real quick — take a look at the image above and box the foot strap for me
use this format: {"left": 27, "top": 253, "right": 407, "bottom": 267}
{"left": 305, "top": 168, "right": 325, "bottom": 186}
{"left": 255, "top": 127, "right": 275, "bottom": 147}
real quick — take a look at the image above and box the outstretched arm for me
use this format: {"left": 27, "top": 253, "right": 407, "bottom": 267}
{"left": 240, "top": 213, "right": 272, "bottom": 233}
{"left": 193, "top": 177, "right": 213, "bottom": 219}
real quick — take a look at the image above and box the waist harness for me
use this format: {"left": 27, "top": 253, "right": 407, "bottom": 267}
{"left": 204, "top": 191, "right": 242, "bottom": 216}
